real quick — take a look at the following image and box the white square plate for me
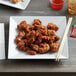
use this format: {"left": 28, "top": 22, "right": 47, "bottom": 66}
{"left": 0, "top": 0, "right": 31, "bottom": 10}
{"left": 0, "top": 23, "right": 5, "bottom": 59}
{"left": 8, "top": 16, "right": 68, "bottom": 59}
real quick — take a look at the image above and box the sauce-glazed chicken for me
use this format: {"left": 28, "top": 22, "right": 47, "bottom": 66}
{"left": 15, "top": 19, "right": 60, "bottom": 55}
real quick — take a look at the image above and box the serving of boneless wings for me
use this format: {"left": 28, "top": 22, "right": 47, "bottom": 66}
{"left": 15, "top": 19, "right": 60, "bottom": 55}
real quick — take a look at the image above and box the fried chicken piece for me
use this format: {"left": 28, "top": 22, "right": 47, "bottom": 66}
{"left": 33, "top": 19, "right": 42, "bottom": 25}
{"left": 48, "top": 30, "right": 55, "bottom": 36}
{"left": 35, "top": 34, "right": 42, "bottom": 44}
{"left": 18, "top": 31, "right": 25, "bottom": 38}
{"left": 35, "top": 38, "right": 42, "bottom": 44}
{"left": 15, "top": 36, "right": 22, "bottom": 43}
{"left": 25, "top": 30, "right": 35, "bottom": 38}
{"left": 25, "top": 47, "right": 30, "bottom": 51}
{"left": 39, "top": 26, "right": 47, "bottom": 35}
{"left": 23, "top": 39, "right": 28, "bottom": 46}
{"left": 39, "top": 43, "right": 50, "bottom": 54}
{"left": 27, "top": 37, "right": 35, "bottom": 45}
{"left": 47, "top": 23, "right": 59, "bottom": 31}
{"left": 54, "top": 35, "right": 60, "bottom": 41}
{"left": 27, "top": 50, "right": 37, "bottom": 55}
{"left": 35, "top": 30, "right": 40, "bottom": 37}
{"left": 42, "top": 36, "right": 50, "bottom": 42}
{"left": 24, "top": 24, "right": 34, "bottom": 32}
{"left": 25, "top": 30, "right": 36, "bottom": 45}
{"left": 15, "top": 31, "right": 25, "bottom": 43}
{"left": 17, "top": 40, "right": 26, "bottom": 51}
{"left": 17, "top": 20, "right": 27, "bottom": 30}
{"left": 31, "top": 44, "right": 39, "bottom": 52}
{"left": 25, "top": 46, "right": 37, "bottom": 55}
{"left": 18, "top": 21, "right": 34, "bottom": 32}
{"left": 34, "top": 24, "right": 44, "bottom": 30}
{"left": 42, "top": 35, "right": 55, "bottom": 43}
{"left": 49, "top": 36, "right": 55, "bottom": 43}
{"left": 50, "top": 41, "right": 59, "bottom": 52}
{"left": 35, "top": 25, "right": 47, "bottom": 35}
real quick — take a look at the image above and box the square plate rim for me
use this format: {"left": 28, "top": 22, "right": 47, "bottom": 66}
{"left": 0, "top": 0, "right": 31, "bottom": 10}
{"left": 0, "top": 23, "right": 5, "bottom": 59}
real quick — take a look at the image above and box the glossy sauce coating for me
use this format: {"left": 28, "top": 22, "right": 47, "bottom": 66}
{"left": 15, "top": 19, "right": 60, "bottom": 55}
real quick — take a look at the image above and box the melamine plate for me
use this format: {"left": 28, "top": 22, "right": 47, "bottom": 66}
{"left": 0, "top": 0, "right": 31, "bottom": 10}
{"left": 0, "top": 23, "right": 5, "bottom": 59}
{"left": 8, "top": 16, "right": 68, "bottom": 59}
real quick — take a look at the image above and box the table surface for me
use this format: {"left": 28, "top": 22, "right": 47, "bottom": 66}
{"left": 0, "top": 0, "right": 76, "bottom": 72}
